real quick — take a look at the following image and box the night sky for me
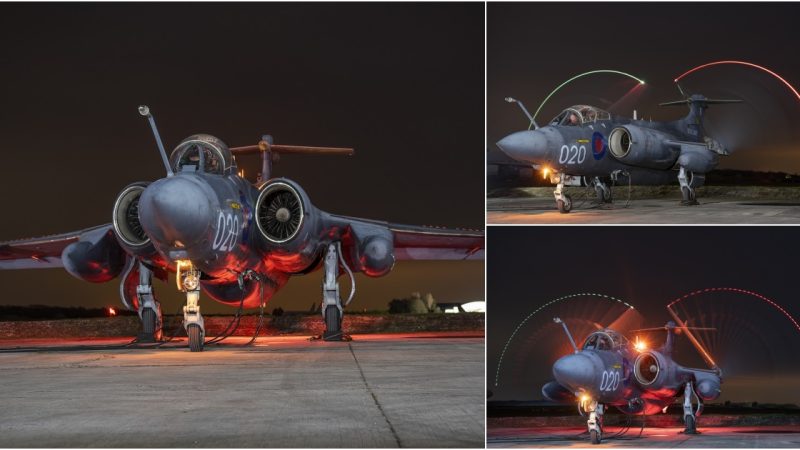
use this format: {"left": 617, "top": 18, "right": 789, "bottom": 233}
{"left": 487, "top": 227, "right": 800, "bottom": 404}
{"left": 0, "top": 3, "right": 484, "bottom": 313}
{"left": 488, "top": 2, "right": 800, "bottom": 173}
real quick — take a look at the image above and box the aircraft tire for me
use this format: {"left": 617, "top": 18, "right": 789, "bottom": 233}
{"left": 590, "top": 429, "right": 601, "bottom": 445}
{"left": 324, "top": 305, "right": 341, "bottom": 339}
{"left": 141, "top": 308, "right": 156, "bottom": 339}
{"left": 595, "top": 186, "right": 612, "bottom": 203}
{"left": 187, "top": 324, "right": 203, "bottom": 352}
{"left": 557, "top": 195, "right": 573, "bottom": 214}
{"left": 681, "top": 187, "right": 698, "bottom": 206}
{"left": 685, "top": 415, "right": 696, "bottom": 433}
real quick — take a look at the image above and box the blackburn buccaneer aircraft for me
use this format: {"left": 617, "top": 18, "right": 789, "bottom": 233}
{"left": 498, "top": 94, "right": 742, "bottom": 212}
{"left": 543, "top": 317, "right": 722, "bottom": 444}
{"left": 0, "top": 107, "right": 484, "bottom": 351}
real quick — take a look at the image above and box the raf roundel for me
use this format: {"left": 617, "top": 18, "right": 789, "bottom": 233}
{"left": 591, "top": 132, "right": 607, "bottom": 160}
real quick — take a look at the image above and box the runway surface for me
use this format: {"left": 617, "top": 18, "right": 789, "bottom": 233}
{"left": 488, "top": 425, "right": 800, "bottom": 448}
{"left": 0, "top": 332, "right": 484, "bottom": 448}
{"left": 487, "top": 196, "right": 800, "bottom": 224}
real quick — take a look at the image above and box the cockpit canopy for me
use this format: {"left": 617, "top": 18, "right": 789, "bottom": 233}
{"left": 582, "top": 330, "right": 629, "bottom": 351}
{"left": 551, "top": 105, "right": 612, "bottom": 126}
{"left": 169, "top": 134, "right": 234, "bottom": 175}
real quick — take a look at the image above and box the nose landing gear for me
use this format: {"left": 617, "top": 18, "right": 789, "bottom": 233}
{"left": 177, "top": 260, "right": 204, "bottom": 352}
{"left": 581, "top": 396, "right": 604, "bottom": 444}
{"left": 554, "top": 173, "right": 573, "bottom": 214}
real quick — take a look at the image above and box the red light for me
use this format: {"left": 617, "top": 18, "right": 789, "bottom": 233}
{"left": 674, "top": 60, "right": 800, "bottom": 101}
{"left": 668, "top": 287, "right": 800, "bottom": 333}
{"left": 108, "top": 307, "right": 117, "bottom": 317}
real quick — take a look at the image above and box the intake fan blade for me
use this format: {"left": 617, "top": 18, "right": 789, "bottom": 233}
{"left": 256, "top": 185, "right": 303, "bottom": 243}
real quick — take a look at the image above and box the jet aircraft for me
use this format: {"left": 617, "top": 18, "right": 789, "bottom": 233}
{"left": 0, "top": 107, "right": 484, "bottom": 351}
{"left": 497, "top": 94, "right": 741, "bottom": 213}
{"left": 543, "top": 316, "right": 722, "bottom": 444}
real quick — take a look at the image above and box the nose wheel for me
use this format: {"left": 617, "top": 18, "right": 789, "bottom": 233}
{"left": 581, "top": 397, "right": 604, "bottom": 445}
{"left": 554, "top": 173, "right": 573, "bottom": 214}
{"left": 177, "top": 261, "right": 205, "bottom": 352}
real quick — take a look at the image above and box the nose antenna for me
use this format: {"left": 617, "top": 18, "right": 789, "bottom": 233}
{"left": 138, "top": 105, "right": 174, "bottom": 177}
{"left": 553, "top": 317, "right": 579, "bottom": 353}
{"left": 504, "top": 97, "right": 539, "bottom": 130}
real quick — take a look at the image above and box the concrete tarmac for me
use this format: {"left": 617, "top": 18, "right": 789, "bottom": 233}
{"left": 488, "top": 425, "right": 800, "bottom": 448}
{"left": 487, "top": 196, "right": 800, "bottom": 224}
{"left": 0, "top": 333, "right": 484, "bottom": 448}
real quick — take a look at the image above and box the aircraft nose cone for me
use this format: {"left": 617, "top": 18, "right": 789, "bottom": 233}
{"left": 496, "top": 130, "right": 548, "bottom": 162}
{"left": 552, "top": 353, "right": 596, "bottom": 391}
{"left": 138, "top": 175, "right": 216, "bottom": 250}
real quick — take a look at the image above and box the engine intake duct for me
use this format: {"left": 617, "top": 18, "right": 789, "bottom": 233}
{"left": 255, "top": 181, "right": 305, "bottom": 244}
{"left": 608, "top": 125, "right": 680, "bottom": 169}
{"left": 112, "top": 183, "right": 150, "bottom": 248}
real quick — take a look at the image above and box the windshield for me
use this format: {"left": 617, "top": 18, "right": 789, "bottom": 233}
{"left": 169, "top": 134, "right": 233, "bottom": 176}
{"left": 551, "top": 105, "right": 611, "bottom": 126}
{"left": 582, "top": 330, "right": 629, "bottom": 351}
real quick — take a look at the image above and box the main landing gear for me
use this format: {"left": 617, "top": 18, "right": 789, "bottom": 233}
{"left": 317, "top": 242, "right": 356, "bottom": 342}
{"left": 581, "top": 396, "right": 604, "bottom": 445}
{"left": 135, "top": 262, "right": 163, "bottom": 343}
{"left": 682, "top": 381, "right": 702, "bottom": 435}
{"left": 591, "top": 176, "right": 613, "bottom": 204}
{"left": 177, "top": 260, "right": 204, "bottom": 352}
{"left": 554, "top": 173, "right": 573, "bottom": 214}
{"left": 678, "top": 167, "right": 702, "bottom": 206}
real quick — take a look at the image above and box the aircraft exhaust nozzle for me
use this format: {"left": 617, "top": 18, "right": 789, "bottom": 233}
{"left": 138, "top": 175, "right": 217, "bottom": 254}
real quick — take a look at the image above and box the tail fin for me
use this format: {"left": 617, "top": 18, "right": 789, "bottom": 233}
{"left": 659, "top": 94, "right": 742, "bottom": 138}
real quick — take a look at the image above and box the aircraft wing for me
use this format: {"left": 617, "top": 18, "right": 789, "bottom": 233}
{"left": 388, "top": 223, "right": 484, "bottom": 260}
{"left": 0, "top": 224, "right": 112, "bottom": 270}
{"left": 329, "top": 215, "right": 483, "bottom": 261}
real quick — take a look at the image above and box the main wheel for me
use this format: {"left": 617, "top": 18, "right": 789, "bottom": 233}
{"left": 684, "top": 415, "right": 696, "bottom": 434}
{"left": 187, "top": 324, "right": 204, "bottom": 352}
{"left": 557, "top": 194, "right": 573, "bottom": 214}
{"left": 323, "top": 305, "right": 342, "bottom": 340}
{"left": 142, "top": 308, "right": 156, "bottom": 334}
{"left": 596, "top": 185, "right": 612, "bottom": 203}
{"left": 590, "top": 429, "right": 601, "bottom": 445}
{"left": 681, "top": 187, "right": 698, "bottom": 205}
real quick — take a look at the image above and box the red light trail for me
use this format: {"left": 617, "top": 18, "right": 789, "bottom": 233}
{"left": 667, "top": 287, "right": 800, "bottom": 333}
{"left": 674, "top": 60, "right": 800, "bottom": 102}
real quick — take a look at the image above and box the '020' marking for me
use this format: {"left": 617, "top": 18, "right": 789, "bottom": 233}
{"left": 212, "top": 211, "right": 240, "bottom": 252}
{"left": 599, "top": 370, "right": 620, "bottom": 392}
{"left": 558, "top": 145, "right": 587, "bottom": 165}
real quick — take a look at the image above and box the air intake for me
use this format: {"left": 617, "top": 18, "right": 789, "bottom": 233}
{"left": 255, "top": 182, "right": 304, "bottom": 243}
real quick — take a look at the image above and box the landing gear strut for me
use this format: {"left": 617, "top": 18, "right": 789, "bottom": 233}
{"left": 592, "top": 177, "right": 612, "bottom": 204}
{"left": 318, "top": 242, "right": 356, "bottom": 341}
{"left": 678, "top": 167, "right": 700, "bottom": 206}
{"left": 321, "top": 243, "right": 345, "bottom": 341}
{"left": 177, "top": 260, "right": 204, "bottom": 352}
{"left": 135, "top": 263, "right": 162, "bottom": 343}
{"left": 582, "top": 397, "right": 604, "bottom": 445}
{"left": 682, "top": 381, "right": 701, "bottom": 435}
{"left": 554, "top": 173, "right": 573, "bottom": 214}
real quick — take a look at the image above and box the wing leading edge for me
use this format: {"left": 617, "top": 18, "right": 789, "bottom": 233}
{"left": 0, "top": 224, "right": 112, "bottom": 270}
